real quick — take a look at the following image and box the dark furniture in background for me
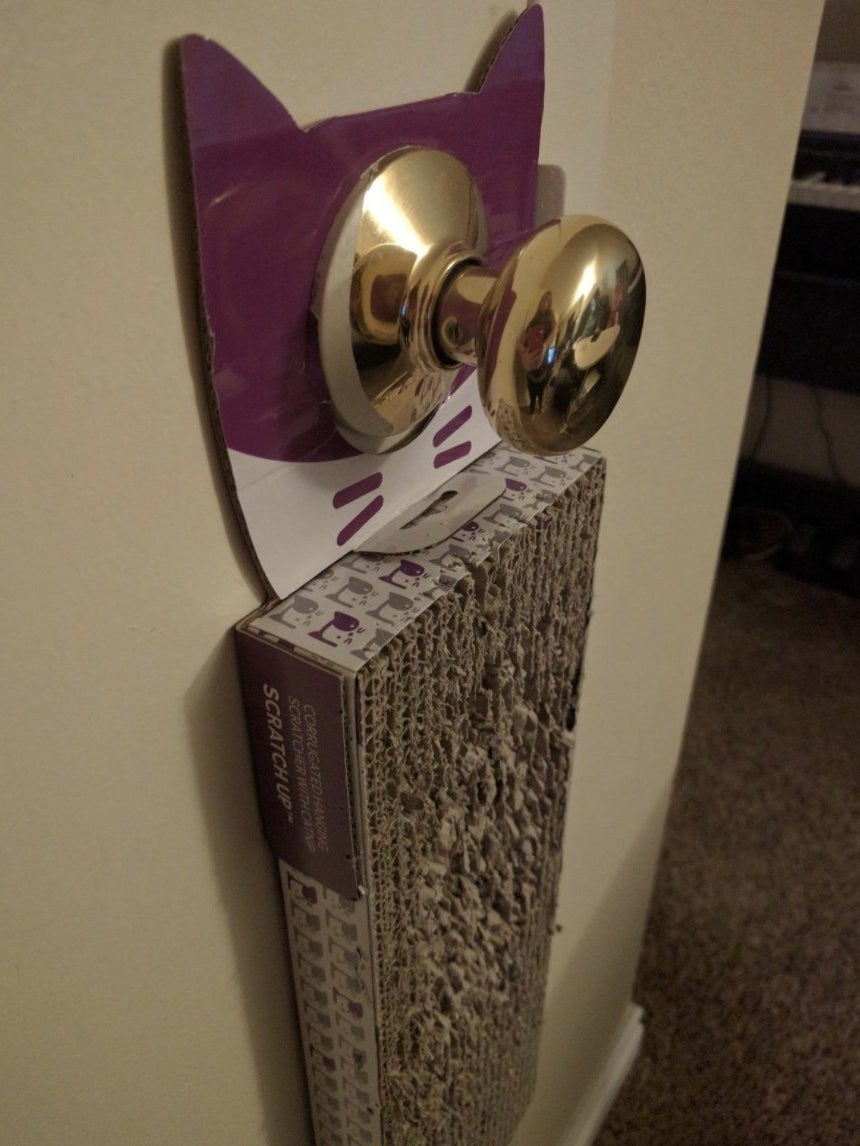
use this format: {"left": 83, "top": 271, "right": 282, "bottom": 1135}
{"left": 732, "top": 128, "right": 860, "bottom": 594}
{"left": 757, "top": 130, "right": 860, "bottom": 395}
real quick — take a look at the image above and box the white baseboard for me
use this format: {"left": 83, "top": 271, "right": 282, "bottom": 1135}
{"left": 561, "top": 1003, "right": 644, "bottom": 1146}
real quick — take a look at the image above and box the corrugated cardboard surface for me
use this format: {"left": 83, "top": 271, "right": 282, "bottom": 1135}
{"left": 236, "top": 444, "right": 605, "bottom": 1145}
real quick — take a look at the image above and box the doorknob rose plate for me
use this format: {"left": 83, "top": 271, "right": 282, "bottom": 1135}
{"left": 316, "top": 149, "right": 645, "bottom": 457}
{"left": 315, "top": 148, "right": 490, "bottom": 455}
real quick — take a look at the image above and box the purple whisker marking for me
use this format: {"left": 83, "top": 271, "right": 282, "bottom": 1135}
{"left": 450, "top": 367, "right": 473, "bottom": 394}
{"left": 332, "top": 472, "right": 383, "bottom": 509}
{"left": 433, "top": 441, "right": 471, "bottom": 469}
{"left": 432, "top": 405, "right": 472, "bottom": 447}
{"left": 336, "top": 494, "right": 384, "bottom": 547}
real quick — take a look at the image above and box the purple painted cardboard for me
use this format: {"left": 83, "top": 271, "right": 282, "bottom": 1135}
{"left": 180, "top": 7, "right": 545, "bottom": 464}
{"left": 178, "top": 9, "right": 547, "bottom": 599}
{"left": 235, "top": 633, "right": 357, "bottom": 899}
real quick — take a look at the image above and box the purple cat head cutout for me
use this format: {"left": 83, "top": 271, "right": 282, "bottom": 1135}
{"left": 180, "top": 7, "right": 545, "bottom": 466}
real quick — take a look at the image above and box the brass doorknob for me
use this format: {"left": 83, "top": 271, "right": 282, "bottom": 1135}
{"left": 316, "top": 149, "right": 645, "bottom": 456}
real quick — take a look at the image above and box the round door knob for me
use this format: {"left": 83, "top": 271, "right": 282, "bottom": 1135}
{"left": 316, "top": 149, "right": 645, "bottom": 456}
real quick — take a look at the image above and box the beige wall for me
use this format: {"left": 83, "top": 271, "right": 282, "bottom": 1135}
{"left": 520, "top": 5, "right": 824, "bottom": 1141}
{"left": 1, "top": 3, "right": 822, "bottom": 1144}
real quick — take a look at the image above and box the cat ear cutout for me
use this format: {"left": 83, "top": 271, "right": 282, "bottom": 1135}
{"left": 473, "top": 5, "right": 545, "bottom": 94}
{"left": 180, "top": 35, "right": 302, "bottom": 147}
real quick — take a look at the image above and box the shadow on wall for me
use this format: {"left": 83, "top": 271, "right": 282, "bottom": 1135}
{"left": 185, "top": 634, "right": 313, "bottom": 1145}
{"left": 161, "top": 39, "right": 264, "bottom": 599}
{"left": 513, "top": 789, "right": 673, "bottom": 1146}
{"left": 165, "top": 40, "right": 305, "bottom": 1137}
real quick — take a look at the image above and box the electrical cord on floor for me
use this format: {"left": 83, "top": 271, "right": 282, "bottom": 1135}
{"left": 811, "top": 384, "right": 850, "bottom": 487}
{"left": 748, "top": 373, "right": 773, "bottom": 461}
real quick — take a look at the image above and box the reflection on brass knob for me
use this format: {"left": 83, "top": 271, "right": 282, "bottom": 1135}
{"left": 316, "top": 149, "right": 645, "bottom": 456}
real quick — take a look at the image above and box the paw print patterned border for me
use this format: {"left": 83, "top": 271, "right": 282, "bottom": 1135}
{"left": 281, "top": 865, "right": 381, "bottom": 1146}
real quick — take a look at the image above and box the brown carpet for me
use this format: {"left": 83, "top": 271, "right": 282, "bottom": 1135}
{"left": 595, "top": 559, "right": 860, "bottom": 1145}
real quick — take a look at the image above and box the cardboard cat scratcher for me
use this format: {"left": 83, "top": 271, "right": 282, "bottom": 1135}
{"left": 181, "top": 9, "right": 614, "bottom": 1143}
